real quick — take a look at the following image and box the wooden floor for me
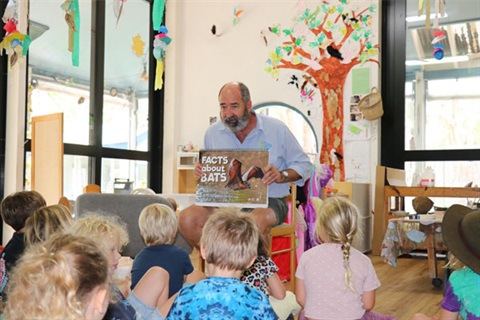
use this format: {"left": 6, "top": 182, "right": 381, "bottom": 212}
{"left": 190, "top": 250, "right": 445, "bottom": 320}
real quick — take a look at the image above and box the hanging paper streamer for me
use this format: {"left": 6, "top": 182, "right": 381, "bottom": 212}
{"left": 153, "top": 26, "right": 171, "bottom": 90}
{"left": 2, "top": 0, "right": 16, "bottom": 23}
{"left": 113, "top": 0, "right": 127, "bottom": 26}
{"left": 233, "top": 6, "right": 244, "bottom": 25}
{"left": 152, "top": 0, "right": 166, "bottom": 31}
{"left": 61, "top": 0, "right": 80, "bottom": 67}
{"left": 0, "top": 18, "right": 31, "bottom": 68}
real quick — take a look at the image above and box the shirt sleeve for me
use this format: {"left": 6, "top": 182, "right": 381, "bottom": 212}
{"left": 283, "top": 126, "right": 312, "bottom": 186}
{"left": 362, "top": 258, "right": 381, "bottom": 292}
{"left": 441, "top": 280, "right": 462, "bottom": 312}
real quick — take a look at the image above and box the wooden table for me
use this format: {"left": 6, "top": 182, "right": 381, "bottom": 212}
{"left": 381, "top": 218, "right": 446, "bottom": 287}
{"left": 372, "top": 186, "right": 480, "bottom": 255}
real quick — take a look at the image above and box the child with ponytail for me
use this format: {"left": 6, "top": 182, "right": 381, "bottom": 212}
{"left": 295, "top": 196, "right": 395, "bottom": 320}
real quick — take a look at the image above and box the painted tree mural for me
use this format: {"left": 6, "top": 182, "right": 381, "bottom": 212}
{"left": 265, "top": 1, "right": 379, "bottom": 180}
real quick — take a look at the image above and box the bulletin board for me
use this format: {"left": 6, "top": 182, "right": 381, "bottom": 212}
{"left": 31, "top": 113, "right": 64, "bottom": 205}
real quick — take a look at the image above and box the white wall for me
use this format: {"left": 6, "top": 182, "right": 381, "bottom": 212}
{"left": 163, "top": 0, "right": 381, "bottom": 193}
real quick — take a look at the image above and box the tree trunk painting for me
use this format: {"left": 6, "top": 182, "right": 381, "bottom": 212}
{"left": 265, "top": 1, "right": 380, "bottom": 180}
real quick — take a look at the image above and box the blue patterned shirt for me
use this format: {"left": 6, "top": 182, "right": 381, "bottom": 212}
{"left": 166, "top": 276, "right": 278, "bottom": 320}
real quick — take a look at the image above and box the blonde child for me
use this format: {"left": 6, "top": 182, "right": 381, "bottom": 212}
{"left": 131, "top": 203, "right": 194, "bottom": 297}
{"left": 4, "top": 233, "right": 110, "bottom": 320}
{"left": 166, "top": 207, "right": 277, "bottom": 319}
{"left": 24, "top": 204, "right": 73, "bottom": 246}
{"left": 296, "top": 196, "right": 395, "bottom": 320}
{"left": 411, "top": 205, "right": 480, "bottom": 320}
{"left": 69, "top": 214, "right": 173, "bottom": 319}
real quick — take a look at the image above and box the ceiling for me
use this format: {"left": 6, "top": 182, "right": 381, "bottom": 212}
{"left": 405, "top": 0, "right": 480, "bottom": 74}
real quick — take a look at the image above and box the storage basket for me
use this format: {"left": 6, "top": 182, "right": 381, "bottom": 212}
{"left": 358, "top": 87, "right": 383, "bottom": 120}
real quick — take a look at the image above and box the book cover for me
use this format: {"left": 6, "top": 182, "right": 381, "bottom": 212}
{"left": 195, "top": 149, "right": 269, "bottom": 208}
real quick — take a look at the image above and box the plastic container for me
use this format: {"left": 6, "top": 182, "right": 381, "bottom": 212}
{"left": 419, "top": 167, "right": 435, "bottom": 187}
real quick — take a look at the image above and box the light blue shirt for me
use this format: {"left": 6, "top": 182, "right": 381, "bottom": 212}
{"left": 204, "top": 113, "right": 312, "bottom": 198}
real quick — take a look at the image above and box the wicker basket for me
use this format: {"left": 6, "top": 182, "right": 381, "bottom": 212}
{"left": 358, "top": 87, "right": 383, "bottom": 120}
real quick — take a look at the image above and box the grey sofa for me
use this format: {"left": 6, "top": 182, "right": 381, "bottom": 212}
{"left": 75, "top": 193, "right": 193, "bottom": 258}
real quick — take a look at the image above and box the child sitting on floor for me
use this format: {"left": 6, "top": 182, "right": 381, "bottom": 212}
{"left": 4, "top": 233, "right": 111, "bottom": 320}
{"left": 24, "top": 204, "right": 73, "bottom": 246}
{"left": 69, "top": 214, "right": 174, "bottom": 319}
{"left": 411, "top": 204, "right": 480, "bottom": 320}
{"left": 296, "top": 196, "right": 396, "bottom": 320}
{"left": 0, "top": 190, "right": 46, "bottom": 301}
{"left": 166, "top": 207, "right": 278, "bottom": 320}
{"left": 131, "top": 203, "right": 194, "bottom": 297}
{"left": 240, "top": 233, "right": 301, "bottom": 320}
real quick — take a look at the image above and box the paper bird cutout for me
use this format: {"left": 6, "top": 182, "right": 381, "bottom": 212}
{"left": 0, "top": 18, "right": 31, "bottom": 68}
{"left": 233, "top": 6, "right": 244, "bottom": 25}
{"left": 132, "top": 34, "right": 145, "bottom": 56}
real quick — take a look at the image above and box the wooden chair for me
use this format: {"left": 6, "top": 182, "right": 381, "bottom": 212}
{"left": 83, "top": 184, "right": 101, "bottom": 193}
{"left": 269, "top": 184, "right": 297, "bottom": 289}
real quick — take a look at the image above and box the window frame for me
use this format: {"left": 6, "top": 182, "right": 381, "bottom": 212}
{"left": 381, "top": 0, "right": 479, "bottom": 170}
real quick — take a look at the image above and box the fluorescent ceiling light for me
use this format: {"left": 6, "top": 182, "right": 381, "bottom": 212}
{"left": 406, "top": 55, "right": 469, "bottom": 66}
{"left": 406, "top": 12, "right": 448, "bottom": 23}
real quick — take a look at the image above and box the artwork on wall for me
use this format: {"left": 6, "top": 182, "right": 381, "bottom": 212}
{"left": 265, "top": 0, "right": 380, "bottom": 180}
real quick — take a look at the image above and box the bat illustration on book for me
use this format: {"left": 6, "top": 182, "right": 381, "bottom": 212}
{"left": 225, "top": 159, "right": 265, "bottom": 190}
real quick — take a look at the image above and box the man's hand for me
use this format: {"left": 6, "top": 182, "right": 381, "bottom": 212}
{"left": 262, "top": 164, "right": 284, "bottom": 185}
{"left": 194, "top": 161, "right": 204, "bottom": 179}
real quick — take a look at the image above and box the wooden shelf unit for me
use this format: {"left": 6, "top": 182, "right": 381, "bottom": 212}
{"left": 372, "top": 185, "right": 480, "bottom": 255}
{"left": 177, "top": 152, "right": 199, "bottom": 194}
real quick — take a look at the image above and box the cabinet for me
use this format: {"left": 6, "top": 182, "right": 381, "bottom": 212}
{"left": 333, "top": 182, "right": 372, "bottom": 253}
{"left": 177, "top": 152, "right": 199, "bottom": 194}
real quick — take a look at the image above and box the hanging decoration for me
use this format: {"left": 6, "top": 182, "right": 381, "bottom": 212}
{"left": 430, "top": 0, "right": 447, "bottom": 60}
{"left": 61, "top": 0, "right": 80, "bottom": 66}
{"left": 0, "top": 20, "right": 31, "bottom": 68}
{"left": 153, "top": 26, "right": 171, "bottom": 90}
{"left": 152, "top": 0, "right": 166, "bottom": 31}
{"left": 132, "top": 34, "right": 145, "bottom": 57}
{"left": 113, "top": 0, "right": 127, "bottom": 26}
{"left": 152, "top": 0, "right": 170, "bottom": 90}
{"left": 1, "top": 0, "right": 31, "bottom": 68}
{"left": 233, "top": 6, "right": 244, "bottom": 26}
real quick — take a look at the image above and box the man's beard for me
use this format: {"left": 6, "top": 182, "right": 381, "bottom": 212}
{"left": 222, "top": 109, "right": 250, "bottom": 132}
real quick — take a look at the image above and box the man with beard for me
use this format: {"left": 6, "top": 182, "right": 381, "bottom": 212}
{"left": 178, "top": 81, "right": 312, "bottom": 249}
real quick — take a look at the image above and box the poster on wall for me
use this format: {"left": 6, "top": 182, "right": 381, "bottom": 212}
{"left": 195, "top": 149, "right": 269, "bottom": 208}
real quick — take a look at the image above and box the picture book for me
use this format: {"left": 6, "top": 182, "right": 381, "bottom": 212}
{"left": 195, "top": 149, "right": 269, "bottom": 208}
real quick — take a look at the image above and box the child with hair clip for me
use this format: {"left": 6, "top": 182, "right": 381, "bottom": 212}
{"left": 412, "top": 205, "right": 480, "bottom": 320}
{"left": 166, "top": 207, "right": 277, "bottom": 320}
{"left": 24, "top": 204, "right": 73, "bottom": 246}
{"left": 295, "top": 196, "right": 396, "bottom": 320}
{"left": 240, "top": 233, "right": 301, "bottom": 320}
{"left": 69, "top": 214, "right": 174, "bottom": 319}
{"left": 131, "top": 203, "right": 195, "bottom": 297}
{"left": 4, "top": 233, "right": 111, "bottom": 320}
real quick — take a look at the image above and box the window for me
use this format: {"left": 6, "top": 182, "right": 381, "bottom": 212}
{"left": 382, "top": 0, "right": 480, "bottom": 192}
{"left": 23, "top": 0, "right": 162, "bottom": 199}
{"left": 254, "top": 103, "right": 318, "bottom": 162}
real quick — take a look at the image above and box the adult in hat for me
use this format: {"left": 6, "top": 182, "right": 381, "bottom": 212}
{"left": 412, "top": 205, "right": 480, "bottom": 320}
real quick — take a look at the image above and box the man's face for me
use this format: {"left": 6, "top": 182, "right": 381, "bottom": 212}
{"left": 219, "top": 85, "right": 250, "bottom": 132}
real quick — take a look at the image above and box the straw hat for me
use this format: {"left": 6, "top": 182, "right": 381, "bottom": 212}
{"left": 442, "top": 205, "right": 480, "bottom": 274}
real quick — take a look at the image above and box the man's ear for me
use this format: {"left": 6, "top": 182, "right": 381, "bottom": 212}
{"left": 247, "top": 99, "right": 253, "bottom": 112}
